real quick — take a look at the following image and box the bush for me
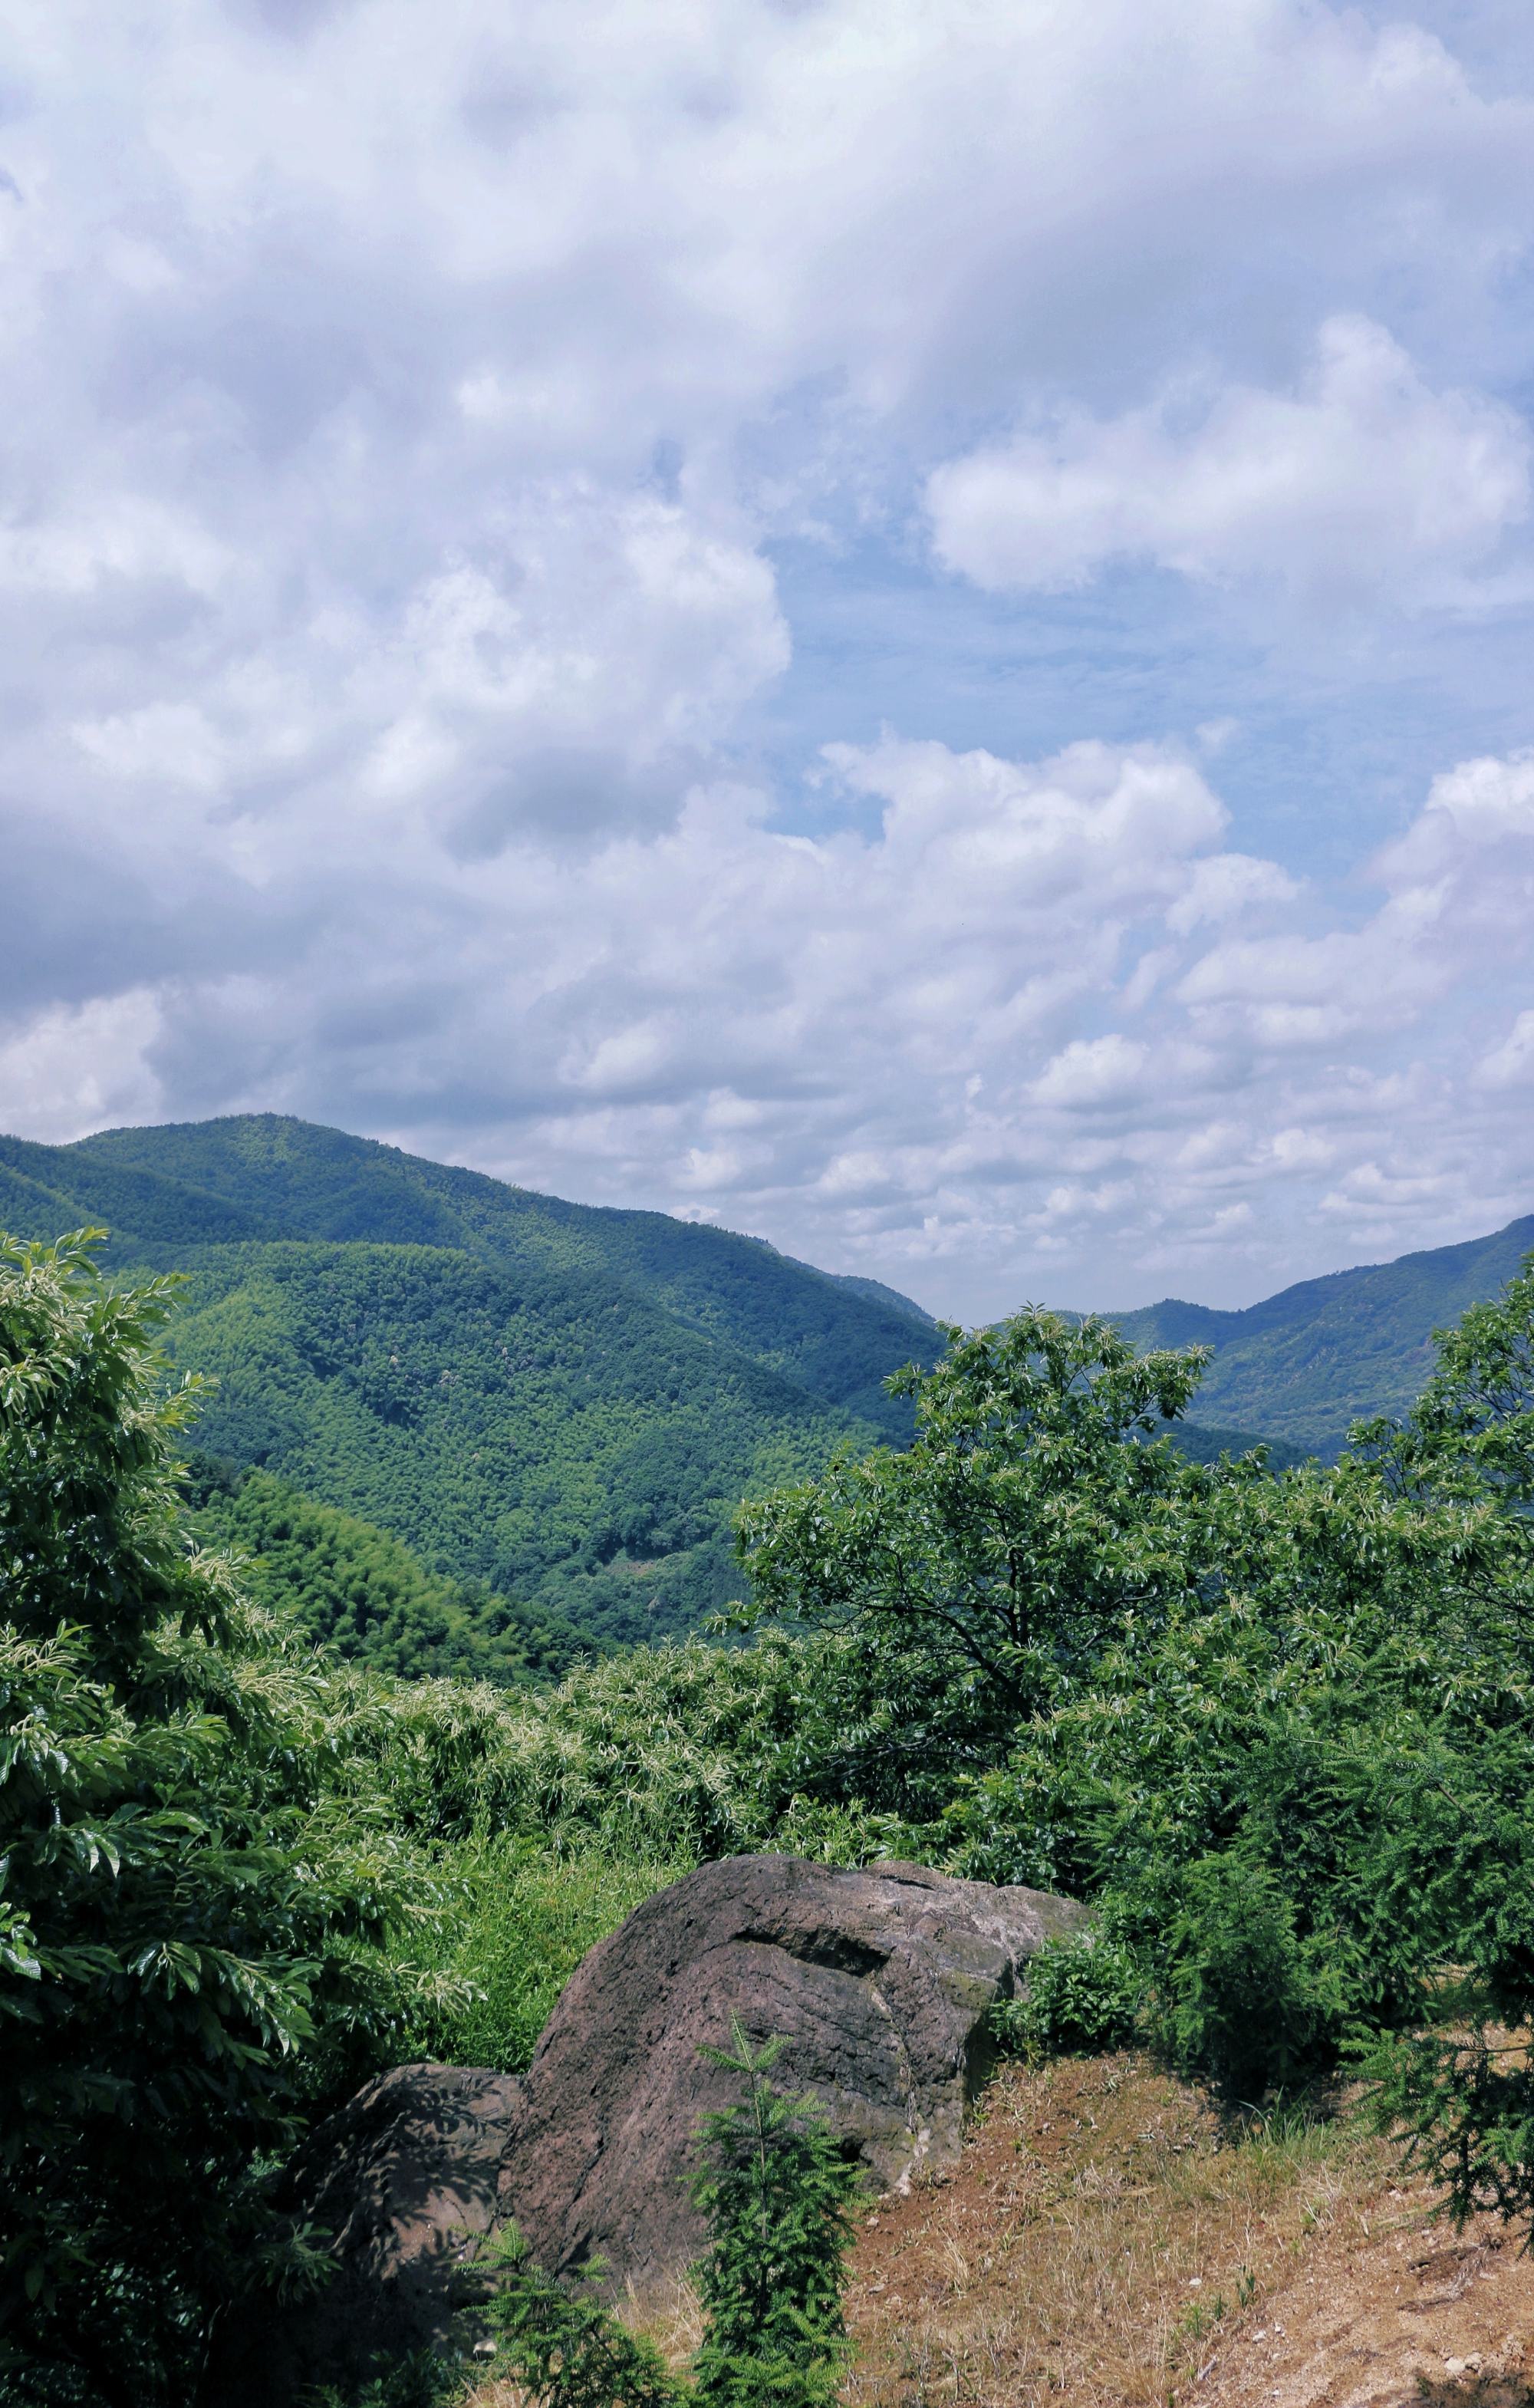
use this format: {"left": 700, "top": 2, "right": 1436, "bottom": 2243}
{"left": 990, "top": 1933, "right": 1143, "bottom": 2059}
{"left": 476, "top": 2021, "right": 862, "bottom": 2408}
{"left": 476, "top": 2232, "right": 683, "bottom": 2408}
{"left": 1156, "top": 1856, "right": 1349, "bottom": 2102}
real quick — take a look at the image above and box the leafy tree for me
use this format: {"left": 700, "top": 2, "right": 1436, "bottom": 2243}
{"left": 0, "top": 1230, "right": 437, "bottom": 2408}
{"left": 736, "top": 1309, "right": 1213, "bottom": 1712}
{"left": 1351, "top": 1255, "right": 1534, "bottom": 2230}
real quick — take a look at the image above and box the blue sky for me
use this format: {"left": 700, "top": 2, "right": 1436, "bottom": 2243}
{"left": 5, "top": 0, "right": 1534, "bottom": 1317}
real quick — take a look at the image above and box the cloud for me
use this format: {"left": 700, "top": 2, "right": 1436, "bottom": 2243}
{"left": 0, "top": 990, "right": 165, "bottom": 1144}
{"left": 6, "top": 720, "right": 1530, "bottom": 1316}
{"left": 1475, "top": 1009, "right": 1534, "bottom": 1090}
{"left": 3, "top": 2, "right": 1534, "bottom": 1313}
{"left": 1029, "top": 1036, "right": 1151, "bottom": 1112}
{"left": 927, "top": 318, "right": 1530, "bottom": 602}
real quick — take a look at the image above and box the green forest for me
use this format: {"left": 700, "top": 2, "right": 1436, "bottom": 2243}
{"left": 8, "top": 1171, "right": 1534, "bottom": 2404}
{"left": 2, "top": 1114, "right": 1526, "bottom": 1679}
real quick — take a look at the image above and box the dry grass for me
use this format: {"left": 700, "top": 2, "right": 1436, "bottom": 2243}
{"left": 838, "top": 2054, "right": 1387, "bottom": 2408}
{"left": 460, "top": 2054, "right": 1534, "bottom": 2408}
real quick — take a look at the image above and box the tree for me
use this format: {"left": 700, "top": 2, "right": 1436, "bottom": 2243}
{"left": 0, "top": 1231, "right": 434, "bottom": 2408}
{"left": 1353, "top": 1256, "right": 1534, "bottom": 2232}
{"left": 736, "top": 1309, "right": 1214, "bottom": 1715}
{"left": 688, "top": 2020, "right": 863, "bottom": 2408}
{"left": 475, "top": 2019, "right": 861, "bottom": 2408}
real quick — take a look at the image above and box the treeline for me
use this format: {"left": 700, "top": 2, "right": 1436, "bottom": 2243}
{"left": 6, "top": 1226, "right": 1534, "bottom": 2407}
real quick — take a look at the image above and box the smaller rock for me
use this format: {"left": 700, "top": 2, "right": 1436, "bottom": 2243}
{"left": 202, "top": 2062, "right": 522, "bottom": 2408}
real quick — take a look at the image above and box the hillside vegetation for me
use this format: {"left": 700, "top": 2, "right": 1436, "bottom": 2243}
{"left": 0, "top": 1118, "right": 945, "bottom": 1655}
{"left": 161, "top": 1237, "right": 873, "bottom": 1649}
{"left": 9, "top": 1224, "right": 1534, "bottom": 2408}
{"left": 1114, "top": 1213, "right": 1534, "bottom": 1455}
{"left": 1, "top": 1115, "right": 1529, "bottom": 1661}
{"left": 0, "top": 1117, "right": 932, "bottom": 1435}
{"left": 183, "top": 1460, "right": 588, "bottom": 1685}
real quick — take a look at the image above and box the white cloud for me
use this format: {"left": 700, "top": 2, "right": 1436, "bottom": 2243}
{"left": 927, "top": 318, "right": 1530, "bottom": 602}
{"left": 0, "top": 990, "right": 165, "bottom": 1144}
{"left": 1475, "top": 1008, "right": 1534, "bottom": 1089}
{"left": 1165, "top": 854, "right": 1302, "bottom": 935}
{"left": 5, "top": 722, "right": 1525, "bottom": 1318}
{"left": 2, "top": 2, "right": 1534, "bottom": 1311}
{"left": 1030, "top": 1036, "right": 1150, "bottom": 1111}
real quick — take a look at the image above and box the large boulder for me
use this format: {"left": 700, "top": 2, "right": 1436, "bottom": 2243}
{"left": 499, "top": 1853, "right": 1085, "bottom": 2285}
{"left": 202, "top": 1853, "right": 1083, "bottom": 2406}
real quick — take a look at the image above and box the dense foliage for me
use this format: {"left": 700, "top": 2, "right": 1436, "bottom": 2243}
{"left": 0, "top": 1233, "right": 448, "bottom": 2408}
{"left": 144, "top": 1238, "right": 885, "bottom": 1650}
{"left": 738, "top": 1309, "right": 1213, "bottom": 1710}
{"left": 184, "top": 1458, "right": 588, "bottom": 1685}
{"left": 11, "top": 1204, "right": 1534, "bottom": 2405}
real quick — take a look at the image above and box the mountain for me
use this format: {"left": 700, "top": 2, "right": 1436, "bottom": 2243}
{"left": 0, "top": 1117, "right": 933, "bottom": 1436}
{"left": 1114, "top": 1214, "right": 1534, "bottom": 1457}
{"left": 4, "top": 1112, "right": 1529, "bottom": 1651}
{"left": 0, "top": 1116, "right": 940, "bottom": 1652}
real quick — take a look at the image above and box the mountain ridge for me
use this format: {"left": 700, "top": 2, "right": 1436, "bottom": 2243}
{"left": 1107, "top": 1212, "right": 1534, "bottom": 1453}
{"left": 3, "top": 1113, "right": 1529, "bottom": 1642}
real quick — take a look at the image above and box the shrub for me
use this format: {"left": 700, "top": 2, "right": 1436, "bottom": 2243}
{"left": 1156, "top": 1856, "right": 1348, "bottom": 2101}
{"left": 0, "top": 1232, "right": 440, "bottom": 2407}
{"left": 476, "top": 2021, "right": 862, "bottom": 2408}
{"left": 990, "top": 1933, "right": 1143, "bottom": 2059}
{"left": 476, "top": 2232, "right": 683, "bottom": 2408}
{"left": 688, "top": 2021, "right": 864, "bottom": 2408}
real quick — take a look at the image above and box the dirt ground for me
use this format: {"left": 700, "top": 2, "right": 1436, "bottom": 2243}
{"left": 465, "top": 2052, "right": 1534, "bottom": 2408}
{"left": 839, "top": 2056, "right": 1534, "bottom": 2408}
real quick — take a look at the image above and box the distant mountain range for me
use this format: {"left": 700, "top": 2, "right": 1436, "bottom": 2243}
{"left": 1110, "top": 1214, "right": 1534, "bottom": 1456}
{"left": 2, "top": 1113, "right": 1529, "bottom": 1661}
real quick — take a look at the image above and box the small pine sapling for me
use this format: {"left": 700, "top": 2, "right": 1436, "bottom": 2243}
{"left": 688, "top": 2018, "right": 864, "bottom": 2408}
{"left": 469, "top": 2025, "right": 862, "bottom": 2408}
{"left": 473, "top": 2228, "right": 686, "bottom": 2408}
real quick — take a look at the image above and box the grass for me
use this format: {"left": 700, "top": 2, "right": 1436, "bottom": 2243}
{"left": 834, "top": 2054, "right": 1389, "bottom": 2408}
{"left": 405, "top": 1836, "right": 689, "bottom": 2073}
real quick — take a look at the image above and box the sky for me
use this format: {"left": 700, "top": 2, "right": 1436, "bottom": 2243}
{"left": 5, "top": 2, "right": 1534, "bottom": 1319}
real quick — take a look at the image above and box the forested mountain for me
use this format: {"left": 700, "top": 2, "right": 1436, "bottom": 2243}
{"left": 163, "top": 1236, "right": 881, "bottom": 1648}
{"left": 0, "top": 1117, "right": 937, "bottom": 1654}
{"left": 2, "top": 1114, "right": 1529, "bottom": 1656}
{"left": 1112, "top": 1212, "right": 1534, "bottom": 1455}
{"left": 0, "top": 1116, "right": 931, "bottom": 1435}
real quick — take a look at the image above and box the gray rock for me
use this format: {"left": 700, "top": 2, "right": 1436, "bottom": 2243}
{"left": 498, "top": 1853, "right": 1085, "bottom": 2286}
{"left": 202, "top": 2061, "right": 522, "bottom": 2407}
{"left": 201, "top": 1853, "right": 1083, "bottom": 2404}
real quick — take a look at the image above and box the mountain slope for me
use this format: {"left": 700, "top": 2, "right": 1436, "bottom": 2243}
{"left": 162, "top": 1237, "right": 881, "bottom": 1648}
{"left": 1114, "top": 1213, "right": 1534, "bottom": 1454}
{"left": 5, "top": 1112, "right": 1529, "bottom": 1639}
{"left": 0, "top": 1116, "right": 941, "bottom": 1649}
{"left": 5, "top": 1116, "right": 934, "bottom": 1439}
{"left": 184, "top": 1461, "right": 587, "bottom": 1683}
